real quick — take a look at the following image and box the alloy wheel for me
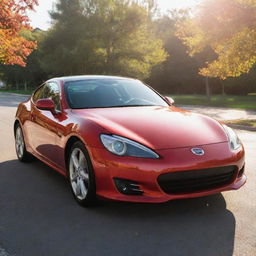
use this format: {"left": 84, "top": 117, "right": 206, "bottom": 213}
{"left": 15, "top": 127, "right": 25, "bottom": 159}
{"left": 69, "top": 148, "right": 89, "bottom": 200}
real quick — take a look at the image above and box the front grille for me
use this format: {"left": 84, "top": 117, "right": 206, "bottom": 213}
{"left": 158, "top": 166, "right": 237, "bottom": 194}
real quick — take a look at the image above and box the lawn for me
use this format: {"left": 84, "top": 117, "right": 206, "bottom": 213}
{"left": 171, "top": 95, "right": 256, "bottom": 110}
{"left": 0, "top": 89, "right": 33, "bottom": 95}
{"left": 224, "top": 119, "right": 256, "bottom": 128}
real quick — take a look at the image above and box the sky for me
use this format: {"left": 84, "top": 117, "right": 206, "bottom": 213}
{"left": 28, "top": 0, "right": 199, "bottom": 30}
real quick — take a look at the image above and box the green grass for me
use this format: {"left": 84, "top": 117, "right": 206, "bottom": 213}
{"left": 171, "top": 95, "right": 256, "bottom": 110}
{"left": 0, "top": 89, "right": 33, "bottom": 95}
{"left": 224, "top": 119, "right": 256, "bottom": 128}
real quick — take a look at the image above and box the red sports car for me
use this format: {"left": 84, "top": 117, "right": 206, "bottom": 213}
{"left": 14, "top": 76, "right": 246, "bottom": 206}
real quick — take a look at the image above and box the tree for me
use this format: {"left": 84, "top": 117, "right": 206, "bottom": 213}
{"left": 148, "top": 11, "right": 206, "bottom": 95}
{"left": 176, "top": 0, "right": 256, "bottom": 80}
{"left": 0, "top": 28, "right": 47, "bottom": 90}
{"left": 40, "top": 0, "right": 167, "bottom": 80}
{"left": 0, "top": 0, "right": 38, "bottom": 66}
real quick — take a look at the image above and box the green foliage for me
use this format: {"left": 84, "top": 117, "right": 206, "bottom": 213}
{"left": 177, "top": 0, "right": 256, "bottom": 79}
{"left": 0, "top": 29, "right": 47, "bottom": 89}
{"left": 1, "top": 0, "right": 256, "bottom": 97}
{"left": 149, "top": 13, "right": 203, "bottom": 94}
{"left": 40, "top": 0, "right": 167, "bottom": 80}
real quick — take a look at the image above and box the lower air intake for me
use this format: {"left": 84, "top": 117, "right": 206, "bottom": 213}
{"left": 158, "top": 166, "right": 237, "bottom": 194}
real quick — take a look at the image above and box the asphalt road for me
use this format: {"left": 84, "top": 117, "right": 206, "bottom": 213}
{"left": 0, "top": 93, "right": 255, "bottom": 256}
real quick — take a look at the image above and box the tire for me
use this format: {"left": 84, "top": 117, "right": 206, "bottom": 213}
{"left": 68, "top": 141, "right": 96, "bottom": 207}
{"left": 15, "top": 123, "right": 32, "bottom": 162}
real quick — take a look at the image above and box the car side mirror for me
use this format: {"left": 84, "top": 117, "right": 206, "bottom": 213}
{"left": 165, "top": 96, "right": 175, "bottom": 105}
{"left": 35, "top": 99, "right": 56, "bottom": 114}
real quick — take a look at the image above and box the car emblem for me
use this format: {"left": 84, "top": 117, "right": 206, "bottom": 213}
{"left": 191, "top": 148, "right": 205, "bottom": 156}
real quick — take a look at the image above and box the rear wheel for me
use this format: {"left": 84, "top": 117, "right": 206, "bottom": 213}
{"left": 15, "top": 124, "right": 31, "bottom": 162}
{"left": 68, "top": 141, "right": 96, "bottom": 207}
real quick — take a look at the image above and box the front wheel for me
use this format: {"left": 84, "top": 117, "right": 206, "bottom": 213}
{"left": 68, "top": 141, "right": 96, "bottom": 207}
{"left": 15, "top": 124, "right": 32, "bottom": 162}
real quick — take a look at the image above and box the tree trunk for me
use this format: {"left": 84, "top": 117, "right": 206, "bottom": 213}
{"left": 205, "top": 76, "right": 211, "bottom": 101}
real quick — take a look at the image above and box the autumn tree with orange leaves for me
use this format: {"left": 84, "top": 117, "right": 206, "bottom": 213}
{"left": 0, "top": 0, "right": 38, "bottom": 66}
{"left": 177, "top": 0, "right": 256, "bottom": 80}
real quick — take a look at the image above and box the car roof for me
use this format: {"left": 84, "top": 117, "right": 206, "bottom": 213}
{"left": 47, "top": 75, "right": 136, "bottom": 83}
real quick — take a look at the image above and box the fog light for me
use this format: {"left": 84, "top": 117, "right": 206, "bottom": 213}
{"left": 114, "top": 178, "right": 143, "bottom": 195}
{"left": 119, "top": 182, "right": 128, "bottom": 192}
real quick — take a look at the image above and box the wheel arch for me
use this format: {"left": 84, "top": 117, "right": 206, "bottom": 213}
{"left": 14, "top": 119, "right": 21, "bottom": 134}
{"left": 64, "top": 136, "right": 83, "bottom": 170}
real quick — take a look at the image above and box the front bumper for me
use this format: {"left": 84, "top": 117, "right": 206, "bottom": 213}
{"left": 88, "top": 142, "right": 246, "bottom": 203}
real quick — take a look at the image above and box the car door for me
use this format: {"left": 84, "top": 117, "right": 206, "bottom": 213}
{"left": 29, "top": 82, "right": 62, "bottom": 166}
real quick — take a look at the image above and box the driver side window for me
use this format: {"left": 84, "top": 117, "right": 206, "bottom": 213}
{"left": 33, "top": 84, "right": 45, "bottom": 102}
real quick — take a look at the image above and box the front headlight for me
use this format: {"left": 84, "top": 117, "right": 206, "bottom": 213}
{"left": 100, "top": 134, "right": 159, "bottom": 159}
{"left": 223, "top": 125, "right": 242, "bottom": 150}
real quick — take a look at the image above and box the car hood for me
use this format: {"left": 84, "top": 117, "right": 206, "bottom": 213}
{"left": 73, "top": 106, "right": 228, "bottom": 150}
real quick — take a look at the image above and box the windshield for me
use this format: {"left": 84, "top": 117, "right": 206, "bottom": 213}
{"left": 65, "top": 78, "right": 168, "bottom": 109}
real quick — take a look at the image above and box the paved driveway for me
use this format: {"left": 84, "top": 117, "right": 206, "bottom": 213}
{"left": 0, "top": 93, "right": 255, "bottom": 256}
